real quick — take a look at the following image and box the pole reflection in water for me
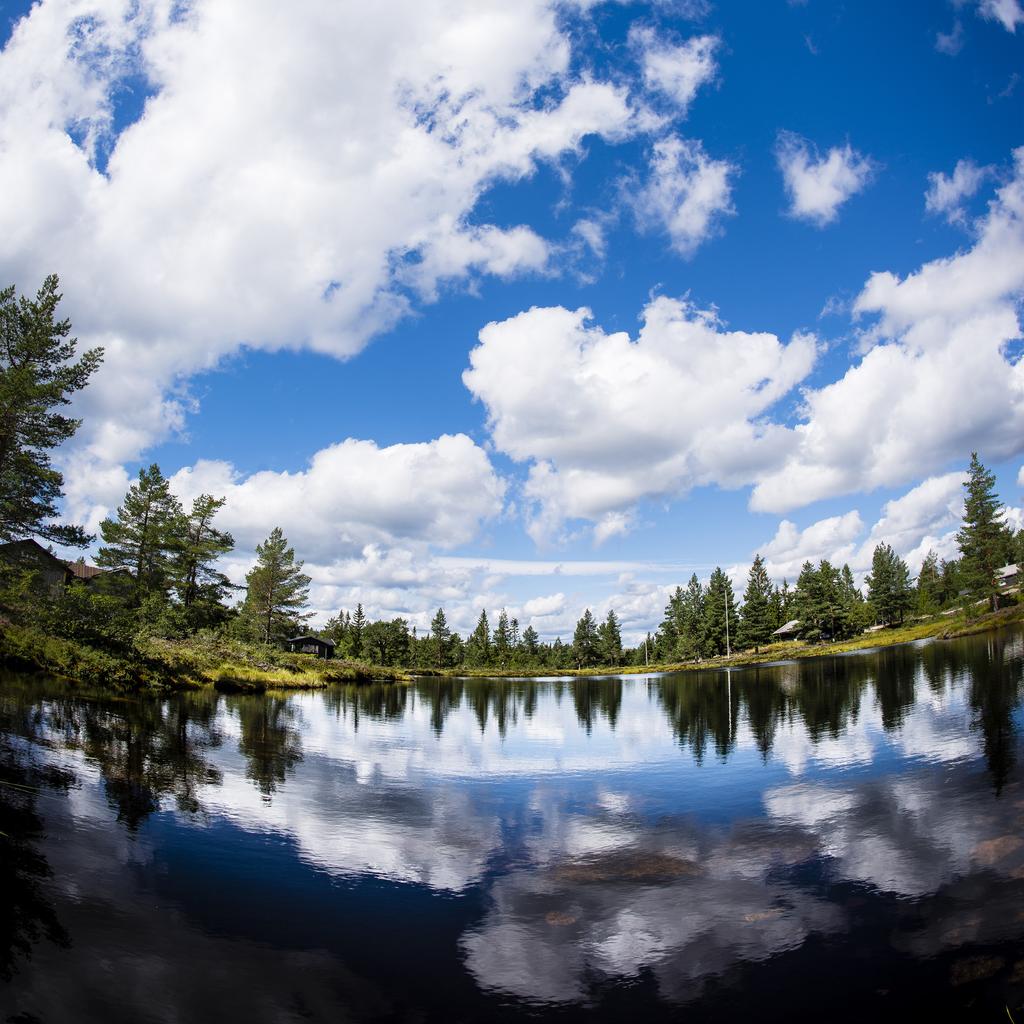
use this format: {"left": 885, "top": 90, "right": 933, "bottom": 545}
{"left": 0, "top": 626, "right": 1022, "bottom": 1023}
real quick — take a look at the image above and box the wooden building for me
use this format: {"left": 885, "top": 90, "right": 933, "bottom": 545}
{"left": 996, "top": 564, "right": 1019, "bottom": 591}
{"left": 0, "top": 539, "right": 73, "bottom": 595}
{"left": 0, "top": 539, "right": 132, "bottom": 597}
{"left": 285, "top": 635, "right": 335, "bottom": 659}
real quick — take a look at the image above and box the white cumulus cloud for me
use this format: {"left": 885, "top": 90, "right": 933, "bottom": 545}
{"left": 166, "top": 433, "right": 505, "bottom": 562}
{"left": 775, "top": 131, "right": 875, "bottom": 227}
{"left": 632, "top": 27, "right": 719, "bottom": 113}
{"left": 751, "top": 146, "right": 1024, "bottom": 514}
{"left": 633, "top": 135, "right": 737, "bottom": 255}
{"left": 463, "top": 296, "right": 817, "bottom": 544}
{"left": 0, "top": 0, "right": 640, "bottom": 502}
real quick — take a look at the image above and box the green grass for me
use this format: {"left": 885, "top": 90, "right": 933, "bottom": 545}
{"left": 0, "top": 623, "right": 412, "bottom": 692}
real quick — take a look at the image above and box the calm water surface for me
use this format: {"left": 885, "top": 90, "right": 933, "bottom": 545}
{"left": 2, "top": 628, "right": 1024, "bottom": 1022}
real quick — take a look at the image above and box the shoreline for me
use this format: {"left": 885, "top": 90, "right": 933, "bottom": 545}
{"left": 1, "top": 603, "right": 1020, "bottom": 694}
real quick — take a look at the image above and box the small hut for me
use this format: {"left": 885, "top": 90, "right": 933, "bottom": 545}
{"left": 285, "top": 635, "right": 335, "bottom": 659}
{"left": 996, "top": 564, "right": 1019, "bottom": 591}
{"left": 772, "top": 619, "right": 801, "bottom": 640}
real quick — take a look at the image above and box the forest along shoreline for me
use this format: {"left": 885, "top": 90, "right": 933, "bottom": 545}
{"left": 1, "top": 602, "right": 1021, "bottom": 695}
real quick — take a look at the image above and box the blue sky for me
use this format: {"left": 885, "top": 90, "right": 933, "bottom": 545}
{"left": 1, "top": 0, "right": 1022, "bottom": 640}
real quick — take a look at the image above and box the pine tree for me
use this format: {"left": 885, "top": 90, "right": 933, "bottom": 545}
{"left": 598, "top": 609, "right": 622, "bottom": 665}
{"left": 572, "top": 609, "right": 599, "bottom": 668}
{"left": 957, "top": 452, "right": 1009, "bottom": 611}
{"left": 430, "top": 607, "right": 451, "bottom": 669}
{"left": 242, "top": 527, "right": 311, "bottom": 643}
{"left": 739, "top": 555, "right": 773, "bottom": 652}
{"left": 0, "top": 274, "right": 103, "bottom": 546}
{"left": 96, "top": 464, "right": 183, "bottom": 601}
{"left": 171, "top": 494, "right": 235, "bottom": 617}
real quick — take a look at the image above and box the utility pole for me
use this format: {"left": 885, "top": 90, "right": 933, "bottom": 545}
{"left": 725, "top": 590, "right": 731, "bottom": 658}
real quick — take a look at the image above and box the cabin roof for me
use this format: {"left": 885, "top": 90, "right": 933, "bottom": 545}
{"left": 997, "top": 563, "right": 1019, "bottom": 577}
{"left": 772, "top": 618, "right": 801, "bottom": 635}
{"left": 65, "top": 560, "right": 105, "bottom": 579}
{"left": 286, "top": 635, "right": 335, "bottom": 646}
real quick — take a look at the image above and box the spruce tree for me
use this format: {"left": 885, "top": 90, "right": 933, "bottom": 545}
{"left": 0, "top": 274, "right": 103, "bottom": 546}
{"left": 521, "top": 624, "right": 540, "bottom": 659}
{"left": 956, "top": 452, "right": 1009, "bottom": 611}
{"left": 350, "top": 603, "right": 366, "bottom": 658}
{"left": 795, "top": 561, "right": 821, "bottom": 640}
{"left": 739, "top": 555, "right": 773, "bottom": 652}
{"left": 916, "top": 550, "right": 943, "bottom": 613}
{"left": 97, "top": 464, "right": 183, "bottom": 601}
{"left": 430, "top": 607, "right": 451, "bottom": 669}
{"left": 682, "top": 573, "right": 705, "bottom": 659}
{"left": 703, "top": 568, "right": 736, "bottom": 656}
{"left": 242, "top": 527, "right": 311, "bottom": 643}
{"left": 866, "top": 543, "right": 913, "bottom": 626}
{"left": 598, "top": 609, "right": 623, "bottom": 665}
{"left": 839, "top": 563, "right": 866, "bottom": 635}
{"left": 658, "top": 586, "right": 683, "bottom": 660}
{"left": 493, "top": 609, "right": 512, "bottom": 665}
{"left": 466, "top": 608, "right": 491, "bottom": 666}
{"left": 572, "top": 609, "right": 599, "bottom": 668}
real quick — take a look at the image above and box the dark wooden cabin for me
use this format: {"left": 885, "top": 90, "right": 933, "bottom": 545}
{"left": 285, "top": 635, "right": 335, "bottom": 659}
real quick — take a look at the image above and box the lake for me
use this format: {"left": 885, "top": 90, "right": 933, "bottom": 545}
{"left": 1, "top": 627, "right": 1023, "bottom": 1022}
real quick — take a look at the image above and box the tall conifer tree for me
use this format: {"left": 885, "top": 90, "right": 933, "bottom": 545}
{"left": 0, "top": 274, "right": 103, "bottom": 546}
{"left": 430, "top": 607, "right": 451, "bottom": 668}
{"left": 572, "top": 609, "right": 599, "bottom": 667}
{"left": 97, "top": 464, "right": 183, "bottom": 601}
{"left": 739, "top": 555, "right": 773, "bottom": 652}
{"left": 242, "top": 527, "right": 311, "bottom": 643}
{"left": 598, "top": 609, "right": 623, "bottom": 665}
{"left": 171, "top": 494, "right": 235, "bottom": 614}
{"left": 956, "top": 452, "right": 1008, "bottom": 611}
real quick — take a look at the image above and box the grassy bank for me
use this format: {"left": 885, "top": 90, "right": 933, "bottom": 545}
{"left": 0, "top": 622, "right": 412, "bottom": 693}
{"left": 2, "top": 602, "right": 1021, "bottom": 692}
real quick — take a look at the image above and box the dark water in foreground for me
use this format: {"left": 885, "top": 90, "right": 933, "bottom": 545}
{"left": 1, "top": 630, "right": 1023, "bottom": 1023}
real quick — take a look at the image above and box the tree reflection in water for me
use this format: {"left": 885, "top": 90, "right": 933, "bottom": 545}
{"left": 0, "top": 682, "right": 72, "bottom": 980}
{"left": 0, "top": 627, "right": 1020, "bottom": 1020}
{"left": 230, "top": 695, "right": 303, "bottom": 801}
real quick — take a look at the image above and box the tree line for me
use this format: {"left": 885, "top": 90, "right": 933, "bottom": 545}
{"left": 1, "top": 275, "right": 1022, "bottom": 671}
